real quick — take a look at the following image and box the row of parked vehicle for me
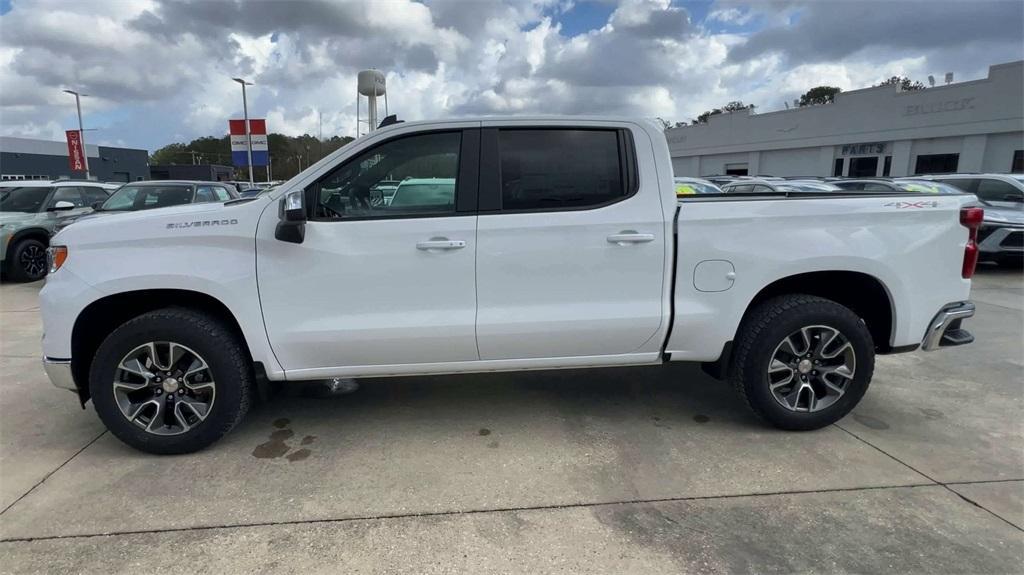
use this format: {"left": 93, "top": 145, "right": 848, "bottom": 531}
{"left": 0, "top": 180, "right": 247, "bottom": 282}
{"left": 674, "top": 173, "right": 1023, "bottom": 266}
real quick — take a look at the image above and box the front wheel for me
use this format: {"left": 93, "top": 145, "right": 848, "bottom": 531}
{"left": 729, "top": 295, "right": 875, "bottom": 430}
{"left": 6, "top": 238, "right": 48, "bottom": 282}
{"left": 90, "top": 308, "right": 253, "bottom": 454}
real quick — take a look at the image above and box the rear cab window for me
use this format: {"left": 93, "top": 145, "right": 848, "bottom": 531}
{"left": 493, "top": 129, "right": 631, "bottom": 211}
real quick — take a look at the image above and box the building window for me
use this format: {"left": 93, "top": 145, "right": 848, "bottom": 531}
{"left": 1013, "top": 150, "right": 1023, "bottom": 173}
{"left": 882, "top": 156, "right": 892, "bottom": 177}
{"left": 833, "top": 158, "right": 844, "bottom": 177}
{"left": 914, "top": 154, "right": 959, "bottom": 175}
{"left": 849, "top": 157, "right": 879, "bottom": 178}
{"left": 725, "top": 163, "right": 748, "bottom": 176}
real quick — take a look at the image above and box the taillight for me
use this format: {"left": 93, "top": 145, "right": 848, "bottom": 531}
{"left": 960, "top": 207, "right": 983, "bottom": 279}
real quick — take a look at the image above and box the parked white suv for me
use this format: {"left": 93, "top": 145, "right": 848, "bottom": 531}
{"left": 41, "top": 118, "right": 980, "bottom": 454}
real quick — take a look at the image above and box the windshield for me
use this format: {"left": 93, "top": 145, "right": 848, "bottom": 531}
{"left": 102, "top": 185, "right": 193, "bottom": 211}
{"left": 0, "top": 186, "right": 50, "bottom": 213}
{"left": 674, "top": 179, "right": 722, "bottom": 195}
{"left": 895, "top": 181, "right": 963, "bottom": 194}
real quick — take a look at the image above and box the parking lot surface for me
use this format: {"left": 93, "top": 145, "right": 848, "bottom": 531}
{"left": 0, "top": 268, "right": 1021, "bottom": 573}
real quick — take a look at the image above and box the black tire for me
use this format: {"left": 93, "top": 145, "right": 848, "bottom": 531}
{"left": 90, "top": 308, "right": 253, "bottom": 454}
{"left": 6, "top": 238, "right": 48, "bottom": 282}
{"left": 729, "top": 294, "right": 875, "bottom": 431}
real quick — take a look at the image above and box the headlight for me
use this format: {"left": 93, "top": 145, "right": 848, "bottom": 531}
{"left": 46, "top": 246, "right": 67, "bottom": 273}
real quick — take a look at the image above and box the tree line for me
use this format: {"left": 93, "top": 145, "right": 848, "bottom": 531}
{"left": 659, "top": 75, "right": 927, "bottom": 130}
{"left": 150, "top": 133, "right": 356, "bottom": 180}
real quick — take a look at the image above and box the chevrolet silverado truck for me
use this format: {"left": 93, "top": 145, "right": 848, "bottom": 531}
{"left": 40, "top": 118, "right": 980, "bottom": 454}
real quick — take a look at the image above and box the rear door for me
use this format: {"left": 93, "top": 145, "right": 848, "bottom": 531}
{"left": 474, "top": 124, "right": 666, "bottom": 360}
{"left": 257, "top": 127, "right": 482, "bottom": 373}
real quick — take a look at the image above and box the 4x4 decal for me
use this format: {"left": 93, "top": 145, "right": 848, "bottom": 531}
{"left": 884, "top": 200, "right": 939, "bottom": 209}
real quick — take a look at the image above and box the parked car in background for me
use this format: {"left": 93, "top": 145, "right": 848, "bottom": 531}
{"left": 722, "top": 179, "right": 842, "bottom": 193}
{"left": 388, "top": 178, "right": 455, "bottom": 208}
{"left": 53, "top": 181, "right": 240, "bottom": 235}
{"left": 833, "top": 179, "right": 962, "bottom": 194}
{"left": 909, "top": 174, "right": 1023, "bottom": 266}
{"left": 915, "top": 174, "right": 1024, "bottom": 209}
{"left": 0, "top": 180, "right": 118, "bottom": 282}
{"left": 673, "top": 177, "right": 722, "bottom": 195}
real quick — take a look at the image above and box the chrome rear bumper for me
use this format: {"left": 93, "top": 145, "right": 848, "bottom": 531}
{"left": 43, "top": 357, "right": 77, "bottom": 391}
{"left": 921, "top": 302, "right": 976, "bottom": 351}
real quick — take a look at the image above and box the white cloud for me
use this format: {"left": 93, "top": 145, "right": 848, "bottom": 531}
{"left": 0, "top": 0, "right": 1020, "bottom": 151}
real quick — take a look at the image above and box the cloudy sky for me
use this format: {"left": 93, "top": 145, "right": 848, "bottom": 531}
{"left": 1, "top": 0, "right": 1022, "bottom": 152}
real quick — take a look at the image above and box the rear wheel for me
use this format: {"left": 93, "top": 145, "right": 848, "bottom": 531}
{"left": 6, "top": 238, "right": 48, "bottom": 282}
{"left": 90, "top": 308, "right": 253, "bottom": 454}
{"left": 729, "top": 295, "right": 875, "bottom": 430}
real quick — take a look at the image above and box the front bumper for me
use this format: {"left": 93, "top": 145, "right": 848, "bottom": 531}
{"left": 43, "top": 357, "right": 77, "bottom": 391}
{"left": 921, "top": 301, "right": 976, "bottom": 351}
{"left": 978, "top": 224, "right": 1024, "bottom": 258}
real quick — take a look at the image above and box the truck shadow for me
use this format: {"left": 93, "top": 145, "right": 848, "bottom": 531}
{"left": 242, "top": 362, "right": 766, "bottom": 438}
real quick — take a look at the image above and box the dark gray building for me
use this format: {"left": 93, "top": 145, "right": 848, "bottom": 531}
{"left": 149, "top": 164, "right": 235, "bottom": 182}
{"left": 0, "top": 136, "right": 149, "bottom": 182}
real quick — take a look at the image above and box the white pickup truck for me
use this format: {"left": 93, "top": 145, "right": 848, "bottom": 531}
{"left": 41, "top": 118, "right": 980, "bottom": 454}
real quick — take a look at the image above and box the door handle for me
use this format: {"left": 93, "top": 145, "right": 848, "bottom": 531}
{"left": 416, "top": 239, "right": 466, "bottom": 250}
{"left": 607, "top": 232, "right": 655, "bottom": 245}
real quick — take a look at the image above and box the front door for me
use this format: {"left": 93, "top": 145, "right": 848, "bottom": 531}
{"left": 258, "top": 128, "right": 480, "bottom": 373}
{"left": 474, "top": 126, "right": 667, "bottom": 360}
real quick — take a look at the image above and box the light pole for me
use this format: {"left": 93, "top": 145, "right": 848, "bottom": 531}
{"left": 63, "top": 89, "right": 90, "bottom": 179}
{"left": 231, "top": 78, "right": 255, "bottom": 188}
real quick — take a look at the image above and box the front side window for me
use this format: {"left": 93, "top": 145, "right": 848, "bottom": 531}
{"left": 498, "top": 129, "right": 625, "bottom": 211}
{"left": 314, "top": 132, "right": 461, "bottom": 220}
{"left": 50, "top": 187, "right": 85, "bottom": 208}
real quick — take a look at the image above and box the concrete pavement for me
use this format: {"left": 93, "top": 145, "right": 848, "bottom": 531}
{"left": 0, "top": 267, "right": 1021, "bottom": 573}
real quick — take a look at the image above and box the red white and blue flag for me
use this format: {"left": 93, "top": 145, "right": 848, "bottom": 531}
{"left": 229, "top": 119, "right": 268, "bottom": 167}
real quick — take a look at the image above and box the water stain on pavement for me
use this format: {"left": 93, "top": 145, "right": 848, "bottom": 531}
{"left": 852, "top": 413, "right": 890, "bottom": 430}
{"left": 253, "top": 419, "right": 317, "bottom": 462}
{"left": 919, "top": 408, "right": 944, "bottom": 420}
{"left": 478, "top": 428, "right": 491, "bottom": 436}
{"left": 693, "top": 414, "right": 711, "bottom": 424}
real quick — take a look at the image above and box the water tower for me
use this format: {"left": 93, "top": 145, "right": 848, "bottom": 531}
{"left": 356, "top": 69, "right": 387, "bottom": 135}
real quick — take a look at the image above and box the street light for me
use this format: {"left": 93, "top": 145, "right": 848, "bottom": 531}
{"left": 231, "top": 77, "right": 255, "bottom": 188}
{"left": 63, "top": 89, "right": 90, "bottom": 179}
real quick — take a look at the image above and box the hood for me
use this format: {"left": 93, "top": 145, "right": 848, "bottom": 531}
{"left": 52, "top": 195, "right": 270, "bottom": 245}
{"left": 0, "top": 211, "right": 43, "bottom": 227}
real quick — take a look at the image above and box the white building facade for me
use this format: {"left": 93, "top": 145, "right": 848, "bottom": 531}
{"left": 667, "top": 61, "right": 1024, "bottom": 178}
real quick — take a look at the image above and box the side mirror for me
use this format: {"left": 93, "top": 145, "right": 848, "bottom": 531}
{"left": 48, "top": 201, "right": 75, "bottom": 211}
{"left": 275, "top": 189, "right": 306, "bottom": 244}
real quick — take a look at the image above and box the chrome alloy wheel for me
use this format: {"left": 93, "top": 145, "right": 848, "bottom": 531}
{"left": 113, "top": 342, "right": 216, "bottom": 436}
{"left": 767, "top": 325, "right": 856, "bottom": 413}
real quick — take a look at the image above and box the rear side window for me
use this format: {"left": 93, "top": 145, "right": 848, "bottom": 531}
{"left": 213, "top": 186, "right": 233, "bottom": 201}
{"left": 498, "top": 129, "right": 626, "bottom": 211}
{"left": 975, "top": 179, "right": 1023, "bottom": 203}
{"left": 81, "top": 186, "right": 110, "bottom": 205}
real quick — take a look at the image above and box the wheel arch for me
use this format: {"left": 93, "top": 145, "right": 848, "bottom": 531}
{"left": 741, "top": 270, "right": 895, "bottom": 352}
{"left": 702, "top": 270, "right": 895, "bottom": 380}
{"left": 9, "top": 227, "right": 51, "bottom": 246}
{"left": 70, "top": 289, "right": 253, "bottom": 403}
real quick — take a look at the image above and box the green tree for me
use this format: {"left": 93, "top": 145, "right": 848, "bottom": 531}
{"left": 799, "top": 86, "right": 842, "bottom": 107}
{"left": 876, "top": 76, "right": 926, "bottom": 91}
{"left": 691, "top": 101, "right": 755, "bottom": 125}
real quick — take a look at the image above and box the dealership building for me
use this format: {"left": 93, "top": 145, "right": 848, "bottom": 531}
{"left": 667, "top": 61, "right": 1024, "bottom": 178}
{"left": 0, "top": 136, "right": 149, "bottom": 182}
